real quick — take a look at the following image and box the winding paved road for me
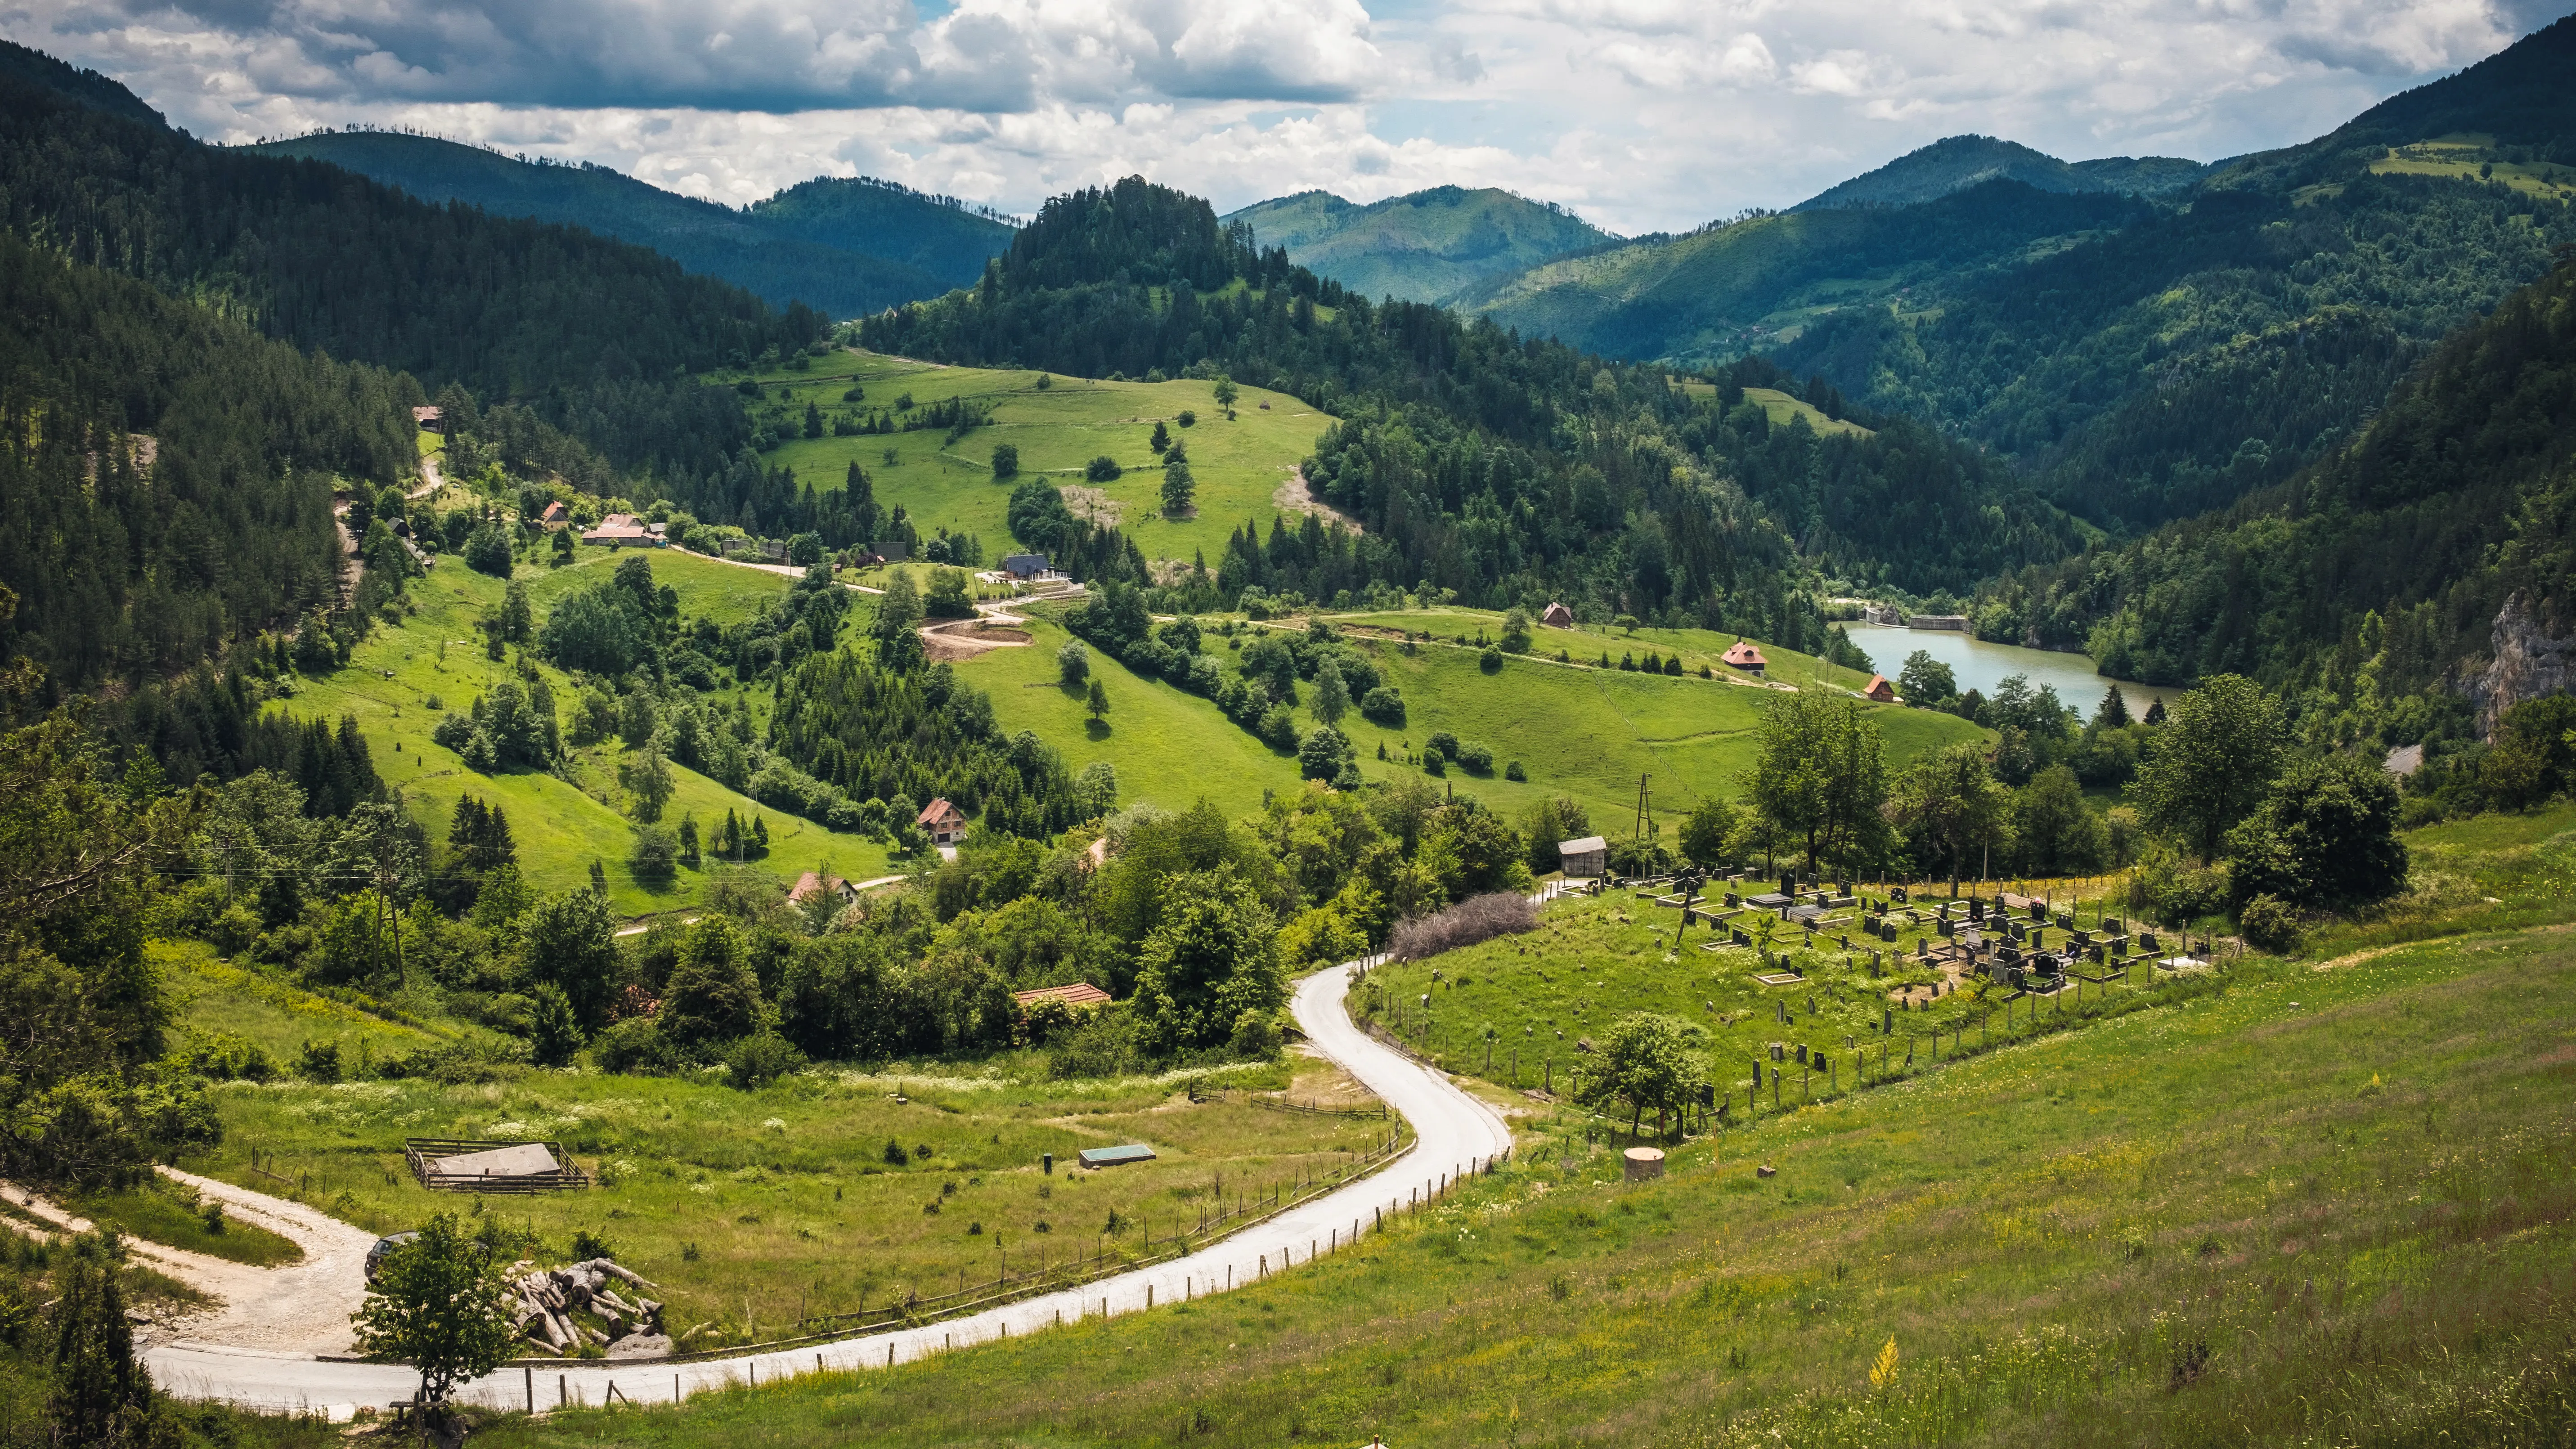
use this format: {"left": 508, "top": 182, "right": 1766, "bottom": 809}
{"left": 143, "top": 961, "right": 1513, "bottom": 1420}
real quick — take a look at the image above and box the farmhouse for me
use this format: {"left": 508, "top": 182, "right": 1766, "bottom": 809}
{"left": 412, "top": 405, "right": 445, "bottom": 433}
{"left": 917, "top": 797, "right": 968, "bottom": 846}
{"left": 787, "top": 871, "right": 861, "bottom": 909}
{"left": 1722, "top": 640, "right": 1768, "bottom": 674}
{"left": 1863, "top": 674, "right": 1898, "bottom": 702}
{"left": 1541, "top": 601, "right": 1575, "bottom": 629}
{"left": 1001, "top": 552, "right": 1053, "bottom": 580}
{"left": 581, "top": 513, "right": 662, "bottom": 547}
{"left": 537, "top": 501, "right": 567, "bottom": 528}
{"left": 1558, "top": 834, "right": 1608, "bottom": 877}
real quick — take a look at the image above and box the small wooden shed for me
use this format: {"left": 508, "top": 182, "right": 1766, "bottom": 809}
{"left": 1541, "top": 601, "right": 1575, "bottom": 629}
{"left": 1862, "top": 674, "right": 1898, "bottom": 702}
{"left": 1558, "top": 834, "right": 1608, "bottom": 878}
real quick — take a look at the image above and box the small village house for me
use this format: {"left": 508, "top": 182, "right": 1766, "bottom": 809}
{"left": 1862, "top": 674, "right": 1898, "bottom": 703}
{"left": 1002, "top": 552, "right": 1053, "bottom": 580}
{"left": 1722, "top": 639, "right": 1768, "bottom": 675}
{"left": 538, "top": 501, "right": 567, "bottom": 529}
{"left": 413, "top": 405, "right": 445, "bottom": 434}
{"left": 917, "top": 798, "right": 967, "bottom": 847}
{"left": 786, "top": 871, "right": 861, "bottom": 910}
{"left": 581, "top": 513, "right": 661, "bottom": 548}
{"left": 1541, "top": 601, "right": 1575, "bottom": 629}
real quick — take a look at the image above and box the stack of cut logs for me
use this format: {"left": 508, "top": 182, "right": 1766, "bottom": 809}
{"left": 509, "top": 1257, "right": 664, "bottom": 1352}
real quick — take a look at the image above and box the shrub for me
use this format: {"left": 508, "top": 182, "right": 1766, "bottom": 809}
{"left": 462, "top": 523, "right": 514, "bottom": 578}
{"left": 1085, "top": 455, "right": 1121, "bottom": 481}
{"left": 1504, "top": 761, "right": 1527, "bottom": 782}
{"left": 1360, "top": 686, "right": 1406, "bottom": 727}
{"left": 1230, "top": 1009, "right": 1283, "bottom": 1059}
{"left": 2237, "top": 893, "right": 2303, "bottom": 954}
{"left": 722, "top": 1032, "right": 807, "bottom": 1090}
{"left": 570, "top": 1229, "right": 618, "bottom": 1262}
{"left": 591, "top": 1017, "right": 685, "bottom": 1075}
{"left": 1427, "top": 730, "right": 1459, "bottom": 760}
{"left": 1480, "top": 645, "right": 1503, "bottom": 672}
{"left": 1388, "top": 893, "right": 1539, "bottom": 960}
{"left": 990, "top": 443, "right": 1019, "bottom": 479}
{"left": 1456, "top": 741, "right": 1495, "bottom": 773}
{"left": 295, "top": 1040, "right": 342, "bottom": 1083}
{"left": 1058, "top": 640, "right": 1089, "bottom": 684}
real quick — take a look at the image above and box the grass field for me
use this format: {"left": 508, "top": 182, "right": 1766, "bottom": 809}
{"left": 745, "top": 351, "right": 1342, "bottom": 567}
{"left": 1739, "top": 386, "right": 1873, "bottom": 437}
{"left": 952, "top": 613, "right": 1302, "bottom": 818}
{"left": 290, "top": 544, "right": 888, "bottom": 918}
{"left": 64, "top": 1175, "right": 304, "bottom": 1268}
{"left": 1360, "top": 881, "right": 2168, "bottom": 1107}
{"left": 1313, "top": 612, "right": 1984, "bottom": 827}
{"left": 175, "top": 964, "right": 1397, "bottom": 1351}
{"left": 2370, "top": 135, "right": 2576, "bottom": 201}
{"left": 467, "top": 815, "right": 2576, "bottom": 1447}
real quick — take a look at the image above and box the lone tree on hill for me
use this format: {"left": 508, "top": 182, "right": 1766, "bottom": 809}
{"left": 2134, "top": 674, "right": 2284, "bottom": 862}
{"left": 1086, "top": 676, "right": 1110, "bottom": 722}
{"left": 350, "top": 1213, "right": 515, "bottom": 1417}
{"left": 1580, "top": 1012, "right": 1702, "bottom": 1139}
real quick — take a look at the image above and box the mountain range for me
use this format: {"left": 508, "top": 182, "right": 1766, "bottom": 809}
{"left": 247, "top": 130, "right": 1014, "bottom": 319}
{"left": 1220, "top": 185, "right": 1616, "bottom": 305}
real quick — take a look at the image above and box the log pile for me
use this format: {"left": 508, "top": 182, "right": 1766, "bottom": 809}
{"left": 507, "top": 1257, "right": 664, "bottom": 1352}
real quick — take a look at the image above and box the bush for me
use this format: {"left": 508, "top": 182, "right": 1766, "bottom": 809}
{"left": 990, "top": 443, "right": 1019, "bottom": 479}
{"left": 1388, "top": 893, "right": 1539, "bottom": 960}
{"left": 1085, "top": 455, "right": 1121, "bottom": 481}
{"left": 1359, "top": 685, "right": 1405, "bottom": 727}
{"left": 1480, "top": 645, "right": 1503, "bottom": 672}
{"left": 1230, "top": 1010, "right": 1283, "bottom": 1059}
{"left": 2237, "top": 893, "right": 2303, "bottom": 955}
{"left": 1048, "top": 1007, "right": 1142, "bottom": 1079}
{"left": 1426, "top": 730, "right": 1460, "bottom": 760}
{"left": 721, "top": 1032, "right": 807, "bottom": 1090}
{"left": 1455, "top": 741, "right": 1494, "bottom": 774}
{"left": 295, "top": 1040, "right": 342, "bottom": 1083}
{"left": 1504, "top": 761, "right": 1527, "bottom": 782}
{"left": 462, "top": 523, "right": 514, "bottom": 578}
{"left": 591, "top": 1017, "right": 685, "bottom": 1075}
{"left": 1057, "top": 640, "right": 1089, "bottom": 684}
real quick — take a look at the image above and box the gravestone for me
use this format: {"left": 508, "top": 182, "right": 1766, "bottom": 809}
{"left": 1794, "top": 1044, "right": 1808, "bottom": 1065}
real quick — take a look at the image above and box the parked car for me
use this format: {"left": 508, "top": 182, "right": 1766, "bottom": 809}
{"left": 364, "top": 1231, "right": 420, "bottom": 1282}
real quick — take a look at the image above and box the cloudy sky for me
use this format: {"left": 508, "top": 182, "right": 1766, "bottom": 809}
{"left": 5, "top": 0, "right": 2569, "bottom": 234}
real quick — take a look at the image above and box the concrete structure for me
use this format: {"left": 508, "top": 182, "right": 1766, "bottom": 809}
{"left": 1722, "top": 640, "right": 1768, "bottom": 674}
{"left": 1541, "top": 601, "right": 1575, "bottom": 629}
{"left": 1862, "top": 603, "right": 1905, "bottom": 625}
{"left": 1907, "top": 615, "right": 1970, "bottom": 631}
{"left": 1622, "top": 1147, "right": 1666, "bottom": 1181}
{"left": 1558, "top": 834, "right": 1608, "bottom": 878}
{"left": 917, "top": 798, "right": 967, "bottom": 846}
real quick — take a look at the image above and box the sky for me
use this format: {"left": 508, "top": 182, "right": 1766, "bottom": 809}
{"left": 4, "top": 0, "right": 2570, "bottom": 235}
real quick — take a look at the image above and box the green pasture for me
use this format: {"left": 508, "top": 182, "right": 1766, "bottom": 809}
{"left": 1328, "top": 605, "right": 1890, "bottom": 691}
{"left": 749, "top": 351, "right": 1341, "bottom": 566}
{"left": 64, "top": 1175, "right": 303, "bottom": 1268}
{"left": 951, "top": 613, "right": 1301, "bottom": 818}
{"left": 287, "top": 543, "right": 888, "bottom": 919}
{"left": 473, "top": 888, "right": 2576, "bottom": 1447}
{"left": 1739, "top": 386, "right": 1873, "bottom": 437}
{"left": 1314, "top": 623, "right": 1982, "bottom": 826}
{"left": 178, "top": 1022, "right": 1390, "bottom": 1351}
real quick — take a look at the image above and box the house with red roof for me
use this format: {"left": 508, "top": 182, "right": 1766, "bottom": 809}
{"left": 917, "top": 798, "right": 967, "bottom": 847}
{"left": 1722, "top": 639, "right": 1768, "bottom": 674}
{"left": 1863, "top": 674, "right": 1898, "bottom": 702}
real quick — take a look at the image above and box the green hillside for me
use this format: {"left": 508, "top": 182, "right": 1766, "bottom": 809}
{"left": 1223, "top": 186, "right": 1615, "bottom": 305}
{"left": 1460, "top": 181, "right": 2141, "bottom": 364}
{"left": 285, "top": 544, "right": 889, "bottom": 917}
{"left": 754, "top": 350, "right": 1341, "bottom": 568}
{"left": 245, "top": 132, "right": 994, "bottom": 319}
{"left": 1793, "top": 135, "right": 2208, "bottom": 211}
{"left": 478, "top": 805, "right": 2576, "bottom": 1449}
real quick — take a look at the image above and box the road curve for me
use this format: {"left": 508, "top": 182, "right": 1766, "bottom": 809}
{"left": 145, "top": 962, "right": 1513, "bottom": 1420}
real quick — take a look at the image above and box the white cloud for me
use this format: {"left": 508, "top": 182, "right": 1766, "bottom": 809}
{"left": 0, "top": 0, "right": 2557, "bottom": 236}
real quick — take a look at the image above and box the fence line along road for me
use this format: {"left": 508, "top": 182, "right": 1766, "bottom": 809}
{"left": 144, "top": 957, "right": 1515, "bottom": 1421}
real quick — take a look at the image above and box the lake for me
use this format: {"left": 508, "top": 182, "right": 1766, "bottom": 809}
{"left": 1844, "top": 624, "right": 2168, "bottom": 721}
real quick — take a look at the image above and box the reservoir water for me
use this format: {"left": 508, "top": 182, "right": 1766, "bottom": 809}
{"left": 1844, "top": 624, "right": 2168, "bottom": 722}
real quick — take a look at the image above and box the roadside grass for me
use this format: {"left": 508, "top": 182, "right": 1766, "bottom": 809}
{"left": 286, "top": 542, "right": 887, "bottom": 918}
{"left": 178, "top": 1032, "right": 1393, "bottom": 1350}
{"left": 157, "top": 938, "right": 489, "bottom": 1064}
{"left": 751, "top": 351, "right": 1337, "bottom": 566}
{"left": 952, "top": 612, "right": 1300, "bottom": 818}
{"left": 64, "top": 1177, "right": 304, "bottom": 1267}
{"left": 466, "top": 908, "right": 2576, "bottom": 1449}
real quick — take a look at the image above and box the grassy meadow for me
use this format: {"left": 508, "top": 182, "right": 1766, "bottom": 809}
{"left": 1360, "top": 882, "right": 2168, "bottom": 1105}
{"left": 292, "top": 542, "right": 890, "bottom": 918}
{"left": 465, "top": 821, "right": 2576, "bottom": 1448}
{"left": 746, "top": 350, "right": 1343, "bottom": 567}
{"left": 167, "top": 935, "right": 1399, "bottom": 1350}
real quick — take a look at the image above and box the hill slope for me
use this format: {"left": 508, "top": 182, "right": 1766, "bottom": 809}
{"left": 247, "top": 132, "right": 1009, "bottom": 318}
{"left": 1462, "top": 180, "right": 2144, "bottom": 363}
{"left": 1222, "top": 186, "right": 1614, "bottom": 305}
{"left": 1793, "top": 135, "right": 2208, "bottom": 211}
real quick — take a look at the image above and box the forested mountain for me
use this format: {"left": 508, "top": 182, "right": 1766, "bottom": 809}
{"left": 864, "top": 177, "right": 2082, "bottom": 619}
{"left": 1969, "top": 255, "right": 2576, "bottom": 747}
{"left": 0, "top": 39, "right": 818, "bottom": 484}
{"left": 248, "top": 132, "right": 1011, "bottom": 316}
{"left": 1460, "top": 182, "right": 2144, "bottom": 364}
{"left": 1777, "top": 16, "right": 2576, "bottom": 534}
{"left": 1792, "top": 135, "right": 2209, "bottom": 211}
{"left": 0, "top": 233, "right": 414, "bottom": 692}
{"left": 1221, "top": 186, "right": 1614, "bottom": 305}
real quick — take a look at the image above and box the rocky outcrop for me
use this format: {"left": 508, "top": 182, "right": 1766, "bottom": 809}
{"left": 2465, "top": 591, "right": 2576, "bottom": 741}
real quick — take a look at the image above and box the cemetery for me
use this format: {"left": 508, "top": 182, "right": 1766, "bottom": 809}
{"left": 1359, "top": 866, "right": 2233, "bottom": 1127}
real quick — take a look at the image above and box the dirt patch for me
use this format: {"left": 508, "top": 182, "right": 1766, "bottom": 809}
{"left": 1285, "top": 1048, "right": 1379, "bottom": 1110}
{"left": 1060, "top": 485, "right": 1122, "bottom": 528}
{"left": 1273, "top": 468, "right": 1364, "bottom": 534}
{"left": 922, "top": 619, "right": 1034, "bottom": 662}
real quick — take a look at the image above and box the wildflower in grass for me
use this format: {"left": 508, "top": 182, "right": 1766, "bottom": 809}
{"left": 1870, "top": 1336, "right": 1899, "bottom": 1388}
